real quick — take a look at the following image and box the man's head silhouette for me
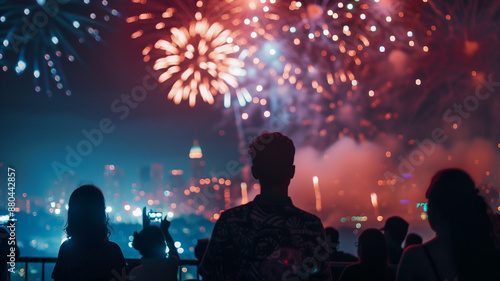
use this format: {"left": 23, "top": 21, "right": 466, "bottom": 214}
{"left": 248, "top": 132, "right": 295, "bottom": 191}
{"left": 381, "top": 216, "right": 409, "bottom": 244}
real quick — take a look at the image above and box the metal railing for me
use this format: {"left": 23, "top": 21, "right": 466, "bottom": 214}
{"left": 14, "top": 257, "right": 199, "bottom": 281}
{"left": 11, "top": 258, "right": 352, "bottom": 281}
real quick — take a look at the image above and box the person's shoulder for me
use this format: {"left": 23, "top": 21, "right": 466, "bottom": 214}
{"left": 222, "top": 204, "right": 246, "bottom": 214}
{"left": 58, "top": 239, "right": 74, "bottom": 251}
{"left": 403, "top": 243, "right": 425, "bottom": 254}
{"left": 286, "top": 205, "right": 325, "bottom": 235}
{"left": 60, "top": 239, "right": 71, "bottom": 246}
{"left": 401, "top": 243, "right": 426, "bottom": 262}
{"left": 219, "top": 201, "right": 255, "bottom": 217}
{"left": 103, "top": 240, "right": 120, "bottom": 247}
{"left": 55, "top": 239, "right": 72, "bottom": 259}
{"left": 339, "top": 262, "right": 362, "bottom": 280}
{"left": 289, "top": 205, "right": 322, "bottom": 222}
{"left": 397, "top": 243, "right": 428, "bottom": 281}
{"left": 103, "top": 240, "right": 122, "bottom": 250}
{"left": 344, "top": 262, "right": 362, "bottom": 271}
{"left": 102, "top": 240, "right": 124, "bottom": 254}
{"left": 336, "top": 251, "right": 359, "bottom": 262}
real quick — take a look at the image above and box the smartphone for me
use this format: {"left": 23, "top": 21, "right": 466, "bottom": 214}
{"left": 148, "top": 211, "right": 162, "bottom": 225}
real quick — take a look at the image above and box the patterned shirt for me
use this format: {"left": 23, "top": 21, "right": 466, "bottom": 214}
{"left": 200, "top": 194, "right": 331, "bottom": 281}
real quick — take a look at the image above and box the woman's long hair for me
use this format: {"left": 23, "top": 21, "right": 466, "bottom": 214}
{"left": 426, "top": 168, "right": 500, "bottom": 280}
{"left": 65, "top": 185, "right": 110, "bottom": 245}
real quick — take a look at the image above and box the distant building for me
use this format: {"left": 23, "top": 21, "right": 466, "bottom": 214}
{"left": 103, "top": 164, "right": 125, "bottom": 202}
{"left": 104, "top": 165, "right": 124, "bottom": 189}
{"left": 49, "top": 170, "right": 76, "bottom": 201}
{"left": 138, "top": 165, "right": 151, "bottom": 192}
{"left": 189, "top": 140, "right": 205, "bottom": 180}
{"left": 151, "top": 163, "right": 164, "bottom": 192}
{"left": 169, "top": 169, "right": 185, "bottom": 189}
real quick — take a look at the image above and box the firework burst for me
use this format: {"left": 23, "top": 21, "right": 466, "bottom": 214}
{"left": 390, "top": 0, "right": 500, "bottom": 140}
{"left": 239, "top": 0, "right": 410, "bottom": 148}
{"left": 152, "top": 17, "right": 245, "bottom": 107}
{"left": 274, "top": 0, "right": 361, "bottom": 95}
{"left": 129, "top": 0, "right": 256, "bottom": 107}
{"left": 0, "top": 0, "right": 119, "bottom": 96}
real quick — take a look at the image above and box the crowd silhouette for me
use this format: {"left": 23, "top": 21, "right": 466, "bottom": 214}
{"left": 338, "top": 228, "right": 394, "bottom": 281}
{"left": 3, "top": 132, "right": 500, "bottom": 281}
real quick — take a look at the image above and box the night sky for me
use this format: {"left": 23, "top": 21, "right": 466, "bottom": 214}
{"left": 0, "top": 16, "right": 242, "bottom": 195}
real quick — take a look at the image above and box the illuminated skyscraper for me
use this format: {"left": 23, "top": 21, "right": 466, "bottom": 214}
{"left": 189, "top": 140, "right": 205, "bottom": 180}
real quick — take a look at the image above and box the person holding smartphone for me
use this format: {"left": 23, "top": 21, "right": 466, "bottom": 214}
{"left": 128, "top": 207, "right": 179, "bottom": 281}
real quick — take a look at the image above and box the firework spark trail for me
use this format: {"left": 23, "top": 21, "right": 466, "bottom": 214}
{"left": 370, "top": 192, "right": 379, "bottom": 217}
{"left": 313, "top": 176, "right": 322, "bottom": 212}
{"left": 0, "top": 0, "right": 119, "bottom": 96}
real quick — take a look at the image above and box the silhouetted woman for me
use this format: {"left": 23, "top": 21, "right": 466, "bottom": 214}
{"left": 52, "top": 185, "right": 127, "bottom": 281}
{"left": 397, "top": 169, "right": 500, "bottom": 281}
{"left": 339, "top": 228, "right": 394, "bottom": 281}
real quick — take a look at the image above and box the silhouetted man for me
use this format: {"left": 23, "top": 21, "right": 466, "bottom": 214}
{"left": 200, "top": 132, "right": 331, "bottom": 281}
{"left": 326, "top": 227, "right": 357, "bottom": 281}
{"left": 381, "top": 216, "right": 408, "bottom": 265}
{"left": 326, "top": 227, "right": 358, "bottom": 263}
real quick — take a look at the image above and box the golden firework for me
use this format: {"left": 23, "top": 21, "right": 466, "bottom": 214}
{"left": 147, "top": 17, "right": 244, "bottom": 107}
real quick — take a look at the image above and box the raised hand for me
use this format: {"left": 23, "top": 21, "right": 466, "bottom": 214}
{"left": 160, "top": 216, "right": 171, "bottom": 234}
{"left": 142, "top": 207, "right": 150, "bottom": 229}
